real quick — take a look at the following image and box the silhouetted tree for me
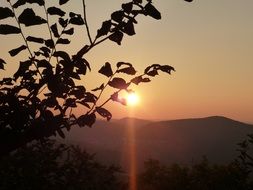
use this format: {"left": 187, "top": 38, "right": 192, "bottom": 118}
{"left": 0, "top": 139, "right": 127, "bottom": 190}
{"left": 138, "top": 157, "right": 251, "bottom": 190}
{"left": 0, "top": 0, "right": 193, "bottom": 157}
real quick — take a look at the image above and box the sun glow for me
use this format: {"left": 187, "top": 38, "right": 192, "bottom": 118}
{"left": 126, "top": 93, "right": 139, "bottom": 106}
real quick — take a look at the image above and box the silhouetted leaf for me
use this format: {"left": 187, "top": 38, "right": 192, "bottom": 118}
{"left": 37, "top": 59, "right": 52, "bottom": 69}
{"left": 122, "top": 2, "right": 133, "bottom": 14}
{"left": 147, "top": 69, "right": 158, "bottom": 77}
{"left": 116, "top": 62, "right": 132, "bottom": 68}
{"left": 59, "top": 18, "right": 68, "bottom": 27}
{"left": 145, "top": 3, "right": 161, "bottom": 20}
{"left": 59, "top": 0, "right": 70, "bottom": 5}
{"left": 77, "top": 100, "right": 90, "bottom": 108}
{"left": 45, "top": 39, "right": 54, "bottom": 48}
{"left": 96, "top": 107, "right": 112, "bottom": 121}
{"left": 184, "top": 0, "right": 193, "bottom": 2}
{"left": 0, "top": 7, "right": 14, "bottom": 20}
{"left": 124, "top": 21, "right": 135, "bottom": 36}
{"left": 64, "top": 98, "right": 76, "bottom": 107}
{"left": 111, "top": 11, "right": 124, "bottom": 23}
{"left": 51, "top": 23, "right": 60, "bottom": 37}
{"left": 84, "top": 92, "right": 97, "bottom": 103}
{"left": 0, "top": 58, "right": 6, "bottom": 70}
{"left": 14, "top": 60, "right": 32, "bottom": 79}
{"left": 77, "top": 113, "right": 96, "bottom": 127}
{"left": 9, "top": 45, "right": 27, "bottom": 57}
{"left": 69, "top": 14, "right": 84, "bottom": 25}
{"left": 53, "top": 51, "right": 71, "bottom": 62}
{"left": 108, "top": 77, "right": 129, "bottom": 89}
{"left": 70, "top": 86, "right": 86, "bottom": 99}
{"left": 92, "top": 84, "right": 104, "bottom": 92}
{"left": 133, "top": 0, "right": 142, "bottom": 4}
{"left": 118, "top": 66, "right": 136, "bottom": 75}
{"left": 160, "top": 65, "right": 175, "bottom": 74}
{"left": 111, "top": 92, "right": 127, "bottom": 105}
{"left": 40, "top": 47, "right": 50, "bottom": 57}
{"left": 99, "top": 62, "right": 113, "bottom": 77}
{"left": 47, "top": 7, "right": 65, "bottom": 17}
{"left": 63, "top": 28, "right": 74, "bottom": 35}
{"left": 131, "top": 76, "right": 151, "bottom": 85}
{"left": 70, "top": 72, "right": 81, "bottom": 80}
{"left": 19, "top": 9, "right": 46, "bottom": 26}
{"left": 109, "top": 31, "right": 123, "bottom": 45}
{"left": 0, "top": 25, "right": 21, "bottom": 35}
{"left": 97, "top": 20, "right": 111, "bottom": 38}
{"left": 26, "top": 36, "right": 44, "bottom": 43}
{"left": 57, "top": 38, "right": 70, "bottom": 44}
{"left": 13, "top": 0, "right": 44, "bottom": 8}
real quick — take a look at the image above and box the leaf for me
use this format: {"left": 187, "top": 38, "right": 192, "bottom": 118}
{"left": 53, "top": 51, "right": 71, "bottom": 62}
{"left": 0, "top": 58, "right": 6, "bottom": 70}
{"left": 133, "top": 0, "right": 142, "bottom": 4}
{"left": 14, "top": 60, "right": 32, "bottom": 79}
{"left": 145, "top": 3, "right": 161, "bottom": 20}
{"left": 109, "top": 31, "right": 124, "bottom": 45}
{"left": 63, "top": 28, "right": 74, "bottom": 35}
{"left": 64, "top": 98, "right": 76, "bottom": 108}
{"left": 131, "top": 76, "right": 151, "bottom": 85}
{"left": 116, "top": 62, "right": 132, "bottom": 68}
{"left": 57, "top": 38, "right": 70, "bottom": 44}
{"left": 84, "top": 92, "right": 97, "bottom": 103}
{"left": 45, "top": 39, "right": 54, "bottom": 48}
{"left": 0, "top": 25, "right": 21, "bottom": 35}
{"left": 108, "top": 77, "right": 129, "bottom": 89}
{"left": 37, "top": 59, "right": 52, "bottom": 69}
{"left": 184, "top": 0, "right": 193, "bottom": 2}
{"left": 160, "top": 65, "right": 175, "bottom": 74}
{"left": 96, "top": 107, "right": 112, "bottom": 121}
{"left": 92, "top": 84, "right": 104, "bottom": 92}
{"left": 122, "top": 3, "right": 133, "bottom": 14}
{"left": 111, "top": 92, "right": 127, "bottom": 105}
{"left": 59, "top": 18, "right": 68, "bottom": 27}
{"left": 0, "top": 7, "right": 14, "bottom": 20}
{"left": 51, "top": 23, "right": 60, "bottom": 37}
{"left": 118, "top": 66, "right": 136, "bottom": 75}
{"left": 26, "top": 36, "right": 44, "bottom": 43}
{"left": 69, "top": 14, "right": 84, "bottom": 25}
{"left": 111, "top": 11, "right": 124, "bottom": 23}
{"left": 13, "top": 0, "right": 44, "bottom": 8}
{"left": 47, "top": 7, "right": 65, "bottom": 17}
{"left": 147, "top": 69, "right": 158, "bottom": 77}
{"left": 19, "top": 9, "right": 46, "bottom": 26}
{"left": 9, "top": 45, "right": 27, "bottom": 57}
{"left": 77, "top": 113, "right": 96, "bottom": 127}
{"left": 59, "top": 0, "right": 70, "bottom": 5}
{"left": 123, "top": 21, "right": 135, "bottom": 36}
{"left": 99, "top": 62, "right": 113, "bottom": 77}
{"left": 97, "top": 20, "right": 111, "bottom": 38}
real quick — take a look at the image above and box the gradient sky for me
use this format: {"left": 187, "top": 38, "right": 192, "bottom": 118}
{"left": 0, "top": 0, "right": 253, "bottom": 122}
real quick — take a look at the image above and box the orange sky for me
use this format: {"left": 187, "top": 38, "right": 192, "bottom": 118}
{"left": 0, "top": 0, "right": 253, "bottom": 122}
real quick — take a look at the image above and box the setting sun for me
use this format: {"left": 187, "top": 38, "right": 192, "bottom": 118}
{"left": 126, "top": 93, "right": 139, "bottom": 106}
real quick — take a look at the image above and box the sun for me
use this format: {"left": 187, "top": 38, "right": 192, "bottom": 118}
{"left": 126, "top": 92, "right": 139, "bottom": 106}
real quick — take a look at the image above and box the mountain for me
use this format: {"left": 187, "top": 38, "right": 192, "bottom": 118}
{"left": 63, "top": 116, "right": 253, "bottom": 171}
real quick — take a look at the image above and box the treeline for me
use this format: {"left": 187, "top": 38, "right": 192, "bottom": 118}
{"left": 0, "top": 138, "right": 253, "bottom": 190}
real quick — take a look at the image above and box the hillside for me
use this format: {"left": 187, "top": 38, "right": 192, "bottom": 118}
{"left": 63, "top": 116, "right": 253, "bottom": 171}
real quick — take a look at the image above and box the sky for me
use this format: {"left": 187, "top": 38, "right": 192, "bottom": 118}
{"left": 0, "top": 0, "right": 253, "bottom": 122}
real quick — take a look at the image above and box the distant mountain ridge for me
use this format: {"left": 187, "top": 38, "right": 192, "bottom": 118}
{"left": 64, "top": 116, "right": 253, "bottom": 171}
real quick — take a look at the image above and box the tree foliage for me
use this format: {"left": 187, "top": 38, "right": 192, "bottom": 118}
{"left": 0, "top": 0, "right": 193, "bottom": 156}
{"left": 139, "top": 157, "right": 251, "bottom": 190}
{"left": 0, "top": 139, "right": 127, "bottom": 190}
